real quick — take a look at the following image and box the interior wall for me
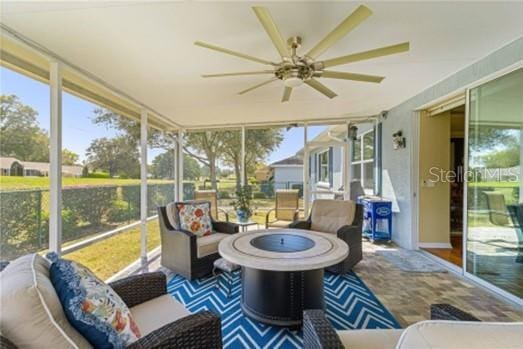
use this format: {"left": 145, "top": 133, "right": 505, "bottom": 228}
{"left": 418, "top": 111, "right": 451, "bottom": 247}
{"left": 380, "top": 37, "right": 522, "bottom": 249}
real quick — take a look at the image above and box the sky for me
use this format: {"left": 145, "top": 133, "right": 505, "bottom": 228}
{"left": 0, "top": 66, "right": 325, "bottom": 166}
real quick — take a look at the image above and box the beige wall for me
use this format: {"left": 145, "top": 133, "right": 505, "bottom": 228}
{"left": 419, "top": 111, "right": 451, "bottom": 246}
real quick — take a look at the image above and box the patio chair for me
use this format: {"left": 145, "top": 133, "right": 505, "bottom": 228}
{"left": 333, "top": 181, "right": 365, "bottom": 201}
{"left": 0, "top": 254, "right": 222, "bottom": 349}
{"left": 302, "top": 304, "right": 523, "bottom": 349}
{"left": 265, "top": 189, "right": 300, "bottom": 229}
{"left": 507, "top": 203, "right": 523, "bottom": 263}
{"left": 290, "top": 199, "right": 363, "bottom": 274}
{"left": 350, "top": 180, "right": 365, "bottom": 201}
{"left": 195, "top": 189, "right": 230, "bottom": 221}
{"left": 483, "top": 191, "right": 511, "bottom": 226}
{"left": 158, "top": 201, "right": 239, "bottom": 280}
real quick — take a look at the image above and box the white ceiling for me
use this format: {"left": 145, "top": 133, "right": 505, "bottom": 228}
{"left": 1, "top": 1, "right": 523, "bottom": 128}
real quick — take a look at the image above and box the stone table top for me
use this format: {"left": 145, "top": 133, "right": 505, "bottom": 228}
{"left": 218, "top": 229, "right": 348, "bottom": 271}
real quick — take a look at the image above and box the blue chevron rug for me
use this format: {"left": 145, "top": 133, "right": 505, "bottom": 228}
{"left": 167, "top": 271, "right": 400, "bottom": 349}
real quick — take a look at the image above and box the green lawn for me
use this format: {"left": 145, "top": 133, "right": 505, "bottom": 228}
{"left": 0, "top": 176, "right": 174, "bottom": 190}
{"left": 63, "top": 220, "right": 161, "bottom": 281}
{"left": 470, "top": 181, "right": 519, "bottom": 188}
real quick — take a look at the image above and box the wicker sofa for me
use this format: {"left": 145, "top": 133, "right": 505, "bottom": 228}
{"left": 158, "top": 202, "right": 239, "bottom": 280}
{"left": 303, "top": 305, "right": 523, "bottom": 348}
{"left": 0, "top": 254, "right": 222, "bottom": 349}
{"left": 290, "top": 199, "right": 363, "bottom": 274}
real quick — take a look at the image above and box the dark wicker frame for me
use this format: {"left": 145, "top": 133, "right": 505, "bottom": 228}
{"left": 430, "top": 303, "right": 480, "bottom": 321}
{"left": 1, "top": 272, "right": 222, "bottom": 349}
{"left": 158, "top": 205, "right": 239, "bottom": 280}
{"left": 303, "top": 310, "right": 344, "bottom": 349}
{"left": 290, "top": 204, "right": 363, "bottom": 274}
{"left": 303, "top": 304, "right": 481, "bottom": 349}
{"left": 0, "top": 336, "right": 17, "bottom": 349}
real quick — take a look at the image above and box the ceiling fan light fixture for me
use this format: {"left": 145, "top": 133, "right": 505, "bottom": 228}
{"left": 284, "top": 76, "right": 304, "bottom": 87}
{"left": 196, "top": 5, "right": 410, "bottom": 102}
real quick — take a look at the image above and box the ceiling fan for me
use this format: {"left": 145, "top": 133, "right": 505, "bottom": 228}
{"left": 195, "top": 5, "right": 409, "bottom": 102}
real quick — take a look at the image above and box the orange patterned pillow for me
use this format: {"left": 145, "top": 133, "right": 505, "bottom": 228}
{"left": 176, "top": 202, "right": 213, "bottom": 236}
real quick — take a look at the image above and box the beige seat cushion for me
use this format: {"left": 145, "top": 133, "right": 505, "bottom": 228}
{"left": 396, "top": 320, "right": 523, "bottom": 349}
{"left": 268, "top": 220, "right": 292, "bottom": 228}
{"left": 310, "top": 199, "right": 356, "bottom": 234}
{"left": 338, "top": 329, "right": 403, "bottom": 349}
{"left": 197, "top": 233, "right": 228, "bottom": 258}
{"left": 130, "top": 294, "right": 191, "bottom": 337}
{"left": 0, "top": 254, "right": 92, "bottom": 349}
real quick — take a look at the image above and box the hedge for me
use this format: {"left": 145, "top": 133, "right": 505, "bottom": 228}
{"left": 0, "top": 183, "right": 176, "bottom": 261}
{"left": 0, "top": 189, "right": 45, "bottom": 259}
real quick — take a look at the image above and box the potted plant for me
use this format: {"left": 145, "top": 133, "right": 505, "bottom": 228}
{"left": 231, "top": 185, "right": 252, "bottom": 223}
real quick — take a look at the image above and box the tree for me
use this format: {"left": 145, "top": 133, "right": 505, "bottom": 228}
{"left": 85, "top": 136, "right": 140, "bottom": 178}
{"left": 183, "top": 154, "right": 202, "bottom": 181}
{"left": 0, "top": 94, "right": 49, "bottom": 161}
{"left": 183, "top": 132, "right": 226, "bottom": 189}
{"left": 150, "top": 150, "right": 201, "bottom": 180}
{"left": 481, "top": 135, "right": 520, "bottom": 168}
{"left": 91, "top": 108, "right": 171, "bottom": 148}
{"left": 62, "top": 148, "right": 79, "bottom": 165}
{"left": 221, "top": 128, "right": 284, "bottom": 188}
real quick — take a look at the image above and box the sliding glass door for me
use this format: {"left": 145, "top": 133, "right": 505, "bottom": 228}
{"left": 466, "top": 68, "right": 523, "bottom": 299}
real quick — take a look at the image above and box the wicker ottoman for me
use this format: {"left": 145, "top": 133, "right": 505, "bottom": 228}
{"left": 213, "top": 258, "right": 240, "bottom": 297}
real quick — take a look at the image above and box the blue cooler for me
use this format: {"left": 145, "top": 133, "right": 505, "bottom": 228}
{"left": 359, "top": 197, "right": 392, "bottom": 242}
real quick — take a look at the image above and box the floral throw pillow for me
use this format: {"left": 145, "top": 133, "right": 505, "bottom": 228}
{"left": 177, "top": 201, "right": 213, "bottom": 236}
{"left": 47, "top": 253, "right": 141, "bottom": 349}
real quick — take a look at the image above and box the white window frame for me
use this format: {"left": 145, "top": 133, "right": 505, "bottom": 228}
{"left": 317, "top": 149, "right": 330, "bottom": 185}
{"left": 351, "top": 129, "right": 375, "bottom": 194}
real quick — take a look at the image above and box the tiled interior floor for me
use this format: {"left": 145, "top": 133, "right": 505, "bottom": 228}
{"left": 138, "top": 241, "right": 523, "bottom": 327}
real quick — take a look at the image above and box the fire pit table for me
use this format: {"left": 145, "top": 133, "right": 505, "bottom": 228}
{"left": 218, "top": 229, "right": 348, "bottom": 327}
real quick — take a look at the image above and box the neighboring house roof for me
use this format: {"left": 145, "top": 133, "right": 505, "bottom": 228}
{"left": 270, "top": 154, "right": 303, "bottom": 167}
{"left": 0, "top": 157, "right": 82, "bottom": 175}
{"left": 0, "top": 157, "right": 22, "bottom": 169}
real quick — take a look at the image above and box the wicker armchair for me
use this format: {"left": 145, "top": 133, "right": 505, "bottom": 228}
{"left": 158, "top": 202, "right": 239, "bottom": 280}
{"left": 290, "top": 199, "right": 363, "bottom": 274}
{"left": 113, "top": 272, "right": 222, "bottom": 349}
{"left": 0, "top": 263, "right": 222, "bottom": 349}
{"left": 303, "top": 304, "right": 481, "bottom": 349}
{"left": 265, "top": 189, "right": 300, "bottom": 229}
{"left": 195, "top": 189, "right": 230, "bottom": 221}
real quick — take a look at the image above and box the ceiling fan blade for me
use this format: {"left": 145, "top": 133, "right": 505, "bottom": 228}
{"left": 282, "top": 87, "right": 292, "bottom": 102}
{"left": 306, "top": 5, "right": 372, "bottom": 59}
{"left": 305, "top": 79, "right": 337, "bottom": 99}
{"left": 321, "top": 70, "right": 384, "bottom": 83}
{"left": 194, "top": 41, "right": 274, "bottom": 65}
{"left": 252, "top": 7, "right": 290, "bottom": 58}
{"left": 322, "top": 42, "right": 410, "bottom": 68}
{"left": 202, "top": 71, "right": 274, "bottom": 78}
{"left": 238, "top": 78, "right": 278, "bottom": 95}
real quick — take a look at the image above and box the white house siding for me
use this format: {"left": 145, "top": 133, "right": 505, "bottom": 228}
{"left": 273, "top": 166, "right": 303, "bottom": 189}
{"left": 332, "top": 147, "right": 343, "bottom": 190}
{"left": 381, "top": 37, "right": 523, "bottom": 249}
